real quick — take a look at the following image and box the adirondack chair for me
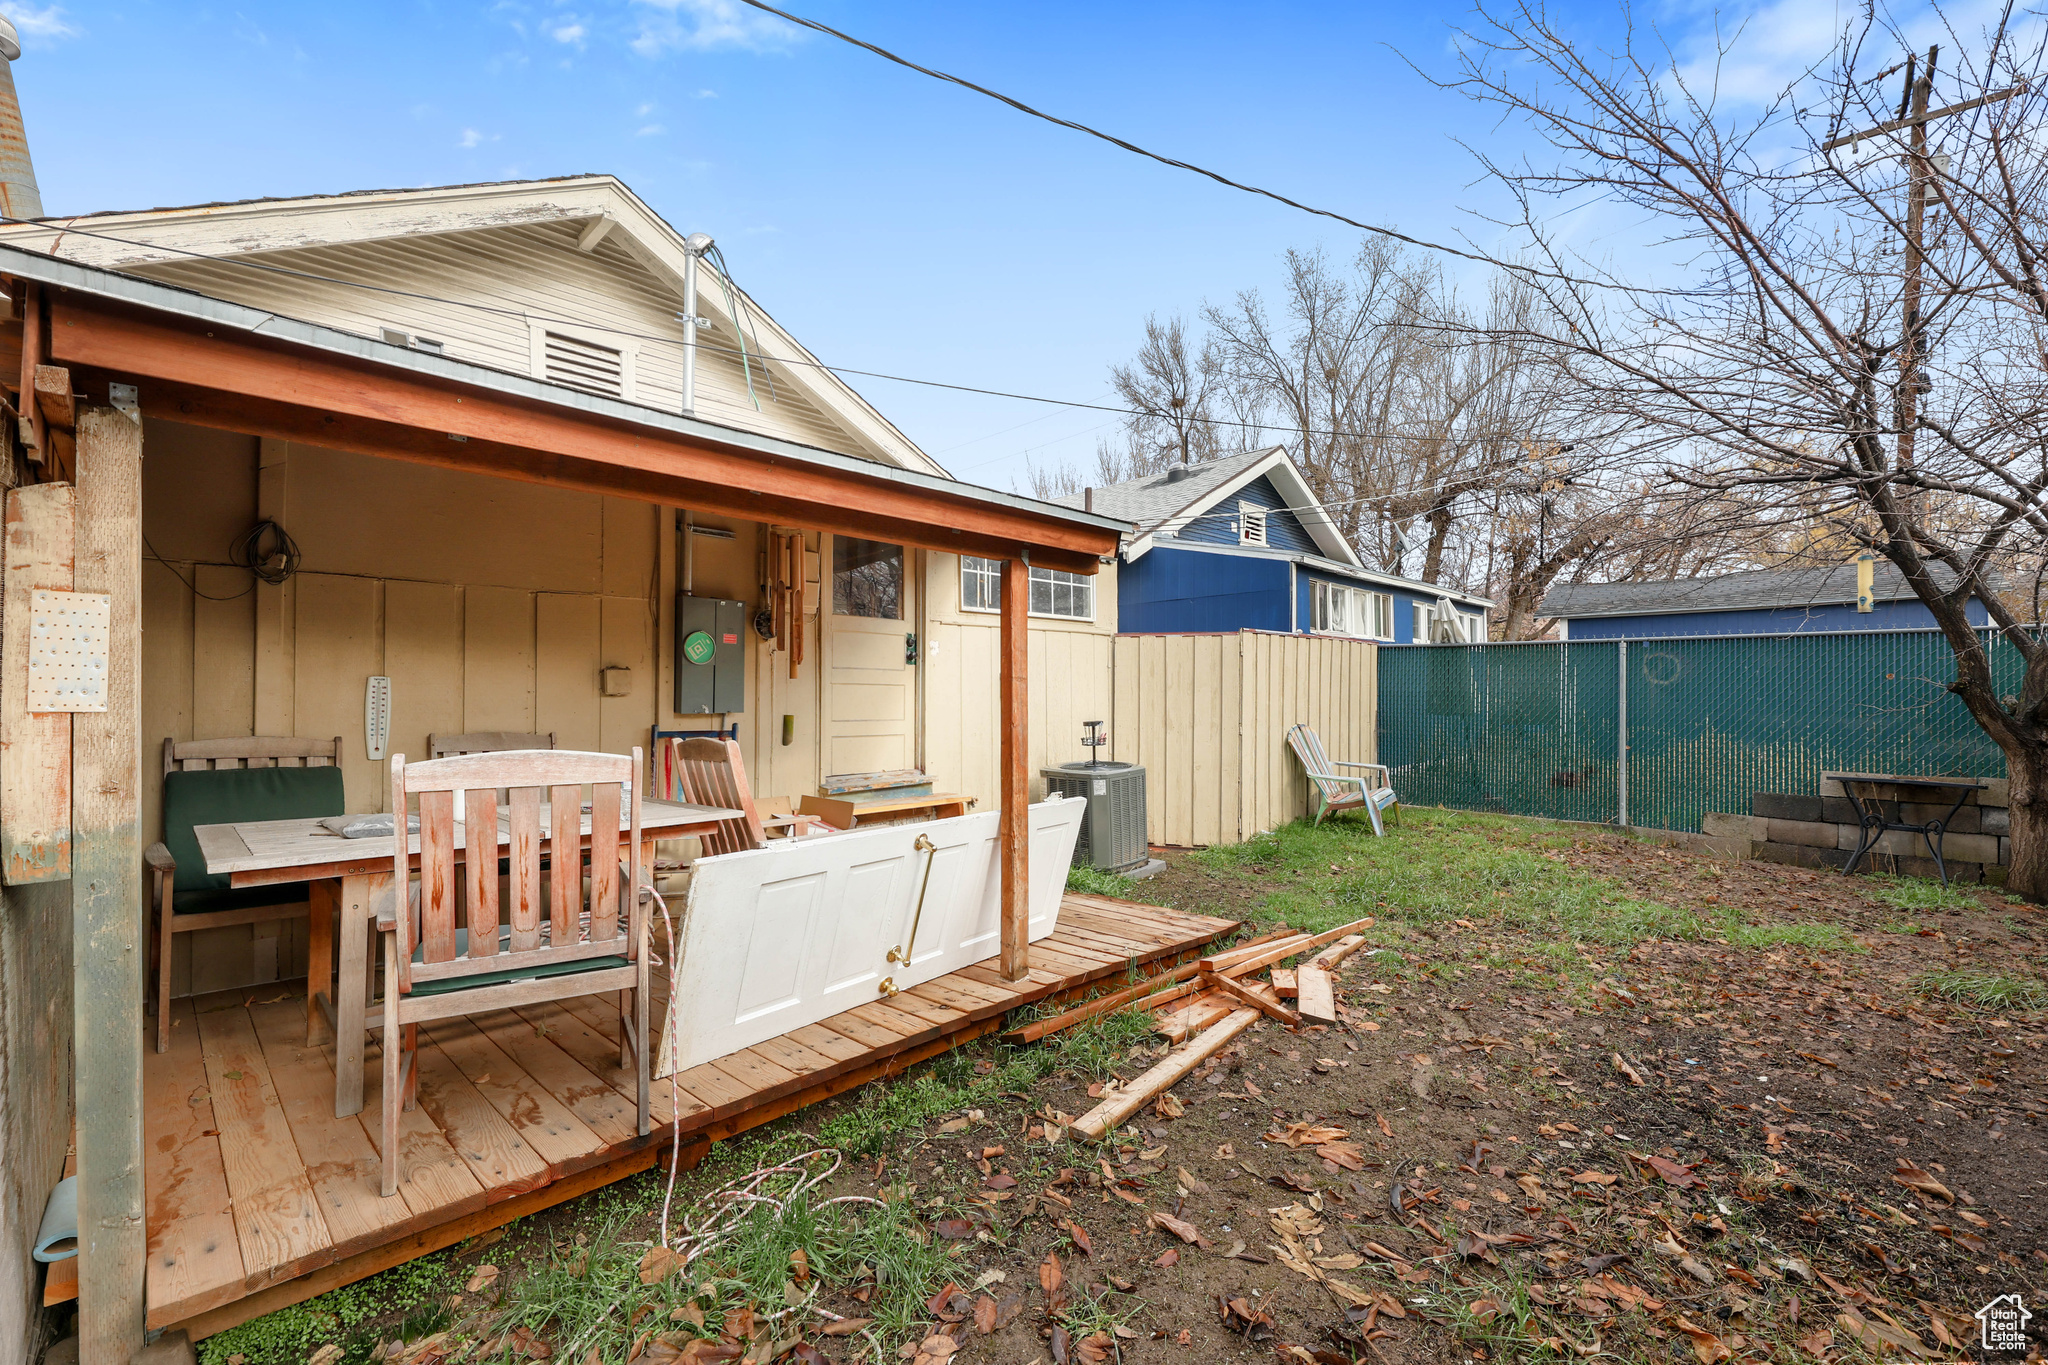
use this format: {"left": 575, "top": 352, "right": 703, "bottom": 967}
{"left": 672, "top": 737, "right": 833, "bottom": 854}
{"left": 149, "top": 736, "right": 346, "bottom": 1053}
{"left": 376, "top": 748, "right": 650, "bottom": 1196}
{"left": 1286, "top": 724, "right": 1400, "bottom": 835}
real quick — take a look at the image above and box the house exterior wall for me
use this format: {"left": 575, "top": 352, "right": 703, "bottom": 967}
{"left": 1559, "top": 597, "right": 1988, "bottom": 639}
{"left": 1118, "top": 545, "right": 1292, "bottom": 634}
{"left": 1169, "top": 474, "right": 1320, "bottom": 555}
{"left": 128, "top": 220, "right": 896, "bottom": 465}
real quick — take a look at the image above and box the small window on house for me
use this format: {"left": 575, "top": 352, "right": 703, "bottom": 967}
{"left": 1313, "top": 581, "right": 1370, "bottom": 637}
{"left": 834, "top": 538, "right": 903, "bottom": 619}
{"left": 1414, "top": 603, "right": 1432, "bottom": 641}
{"left": 541, "top": 329, "right": 627, "bottom": 399}
{"left": 1238, "top": 501, "right": 1268, "bottom": 547}
{"left": 961, "top": 556, "right": 1002, "bottom": 612}
{"left": 1029, "top": 567, "right": 1093, "bottom": 620}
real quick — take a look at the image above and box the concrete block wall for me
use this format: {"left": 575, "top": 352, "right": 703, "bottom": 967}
{"left": 1701, "top": 772, "right": 2009, "bottom": 884}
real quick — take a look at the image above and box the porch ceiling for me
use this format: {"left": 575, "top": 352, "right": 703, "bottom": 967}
{"left": 13, "top": 246, "right": 1123, "bottom": 572}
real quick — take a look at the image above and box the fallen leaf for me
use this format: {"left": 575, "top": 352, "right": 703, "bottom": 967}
{"left": 938, "top": 1117, "right": 970, "bottom": 1134}
{"left": 1892, "top": 1159, "right": 1954, "bottom": 1206}
{"left": 1572, "top": 1170, "right": 1618, "bottom": 1186}
{"left": 1641, "top": 1155, "right": 1701, "bottom": 1188}
{"left": 930, "top": 1219, "right": 976, "bottom": 1240}
{"left": 1316, "top": 1141, "right": 1366, "bottom": 1171}
{"left": 1265, "top": 1122, "right": 1349, "bottom": 1147}
{"left": 637, "top": 1247, "right": 680, "bottom": 1285}
{"left": 1066, "top": 1221, "right": 1093, "bottom": 1256}
{"left": 972, "top": 1296, "right": 997, "bottom": 1335}
{"left": 1795, "top": 1328, "right": 1832, "bottom": 1358}
{"left": 1149, "top": 1210, "right": 1206, "bottom": 1245}
{"left": 1039, "top": 1251, "right": 1063, "bottom": 1298}
{"left": 464, "top": 1264, "right": 500, "bottom": 1294}
{"left": 1152, "top": 1248, "right": 1180, "bottom": 1269}
{"left": 1674, "top": 1317, "right": 1732, "bottom": 1364}
{"left": 1611, "top": 1053, "right": 1646, "bottom": 1086}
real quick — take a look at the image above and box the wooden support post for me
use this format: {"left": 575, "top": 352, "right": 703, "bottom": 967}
{"left": 72, "top": 405, "right": 146, "bottom": 1362}
{"left": 1, "top": 481, "right": 74, "bottom": 882}
{"left": 998, "top": 557, "right": 1029, "bottom": 982}
{"left": 15, "top": 281, "right": 40, "bottom": 463}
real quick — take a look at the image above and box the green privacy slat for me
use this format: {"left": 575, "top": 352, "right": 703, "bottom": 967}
{"left": 1378, "top": 629, "right": 2016, "bottom": 834}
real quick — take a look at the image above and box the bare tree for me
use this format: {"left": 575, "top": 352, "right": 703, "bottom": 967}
{"left": 1439, "top": 2, "right": 2048, "bottom": 896}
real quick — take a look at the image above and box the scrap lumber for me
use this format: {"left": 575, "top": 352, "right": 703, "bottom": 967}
{"left": 1295, "top": 967, "right": 1337, "bottom": 1024}
{"left": 1004, "top": 927, "right": 1294, "bottom": 1043}
{"left": 1311, "top": 934, "right": 1370, "bottom": 971}
{"left": 1203, "top": 970, "right": 1300, "bottom": 1027}
{"left": 1069, "top": 1007, "right": 1261, "bottom": 1140}
{"left": 1198, "top": 916, "right": 1375, "bottom": 978}
{"left": 1270, "top": 968, "right": 1298, "bottom": 998}
{"left": 1202, "top": 933, "right": 1310, "bottom": 974}
{"left": 1155, "top": 991, "right": 1231, "bottom": 1043}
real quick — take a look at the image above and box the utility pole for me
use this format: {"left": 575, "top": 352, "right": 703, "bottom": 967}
{"left": 1823, "top": 52, "right": 2025, "bottom": 473}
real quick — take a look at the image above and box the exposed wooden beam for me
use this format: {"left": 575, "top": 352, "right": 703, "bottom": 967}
{"left": 72, "top": 404, "right": 148, "bottom": 1361}
{"left": 16, "top": 280, "right": 40, "bottom": 461}
{"left": 0, "top": 481, "right": 73, "bottom": 883}
{"left": 48, "top": 298, "right": 1118, "bottom": 572}
{"left": 998, "top": 558, "right": 1029, "bottom": 982}
{"left": 575, "top": 215, "right": 616, "bottom": 253}
{"left": 33, "top": 362, "right": 73, "bottom": 429}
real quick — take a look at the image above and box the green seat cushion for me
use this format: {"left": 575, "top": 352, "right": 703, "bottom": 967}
{"left": 171, "top": 883, "right": 312, "bottom": 918}
{"left": 163, "top": 765, "right": 347, "bottom": 895}
{"left": 408, "top": 926, "right": 628, "bottom": 997}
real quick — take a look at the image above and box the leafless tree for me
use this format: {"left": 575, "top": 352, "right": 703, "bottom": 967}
{"left": 1437, "top": 1, "right": 2048, "bottom": 896}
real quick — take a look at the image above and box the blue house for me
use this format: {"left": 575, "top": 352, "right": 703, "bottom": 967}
{"left": 1540, "top": 563, "right": 1992, "bottom": 639}
{"left": 1059, "top": 447, "right": 1492, "bottom": 642}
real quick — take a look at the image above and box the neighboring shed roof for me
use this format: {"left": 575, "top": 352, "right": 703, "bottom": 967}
{"left": 1539, "top": 562, "right": 1982, "bottom": 619}
{"left": 1055, "top": 448, "right": 1274, "bottom": 525}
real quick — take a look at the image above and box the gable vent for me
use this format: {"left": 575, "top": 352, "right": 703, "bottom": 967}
{"left": 1238, "top": 502, "right": 1268, "bottom": 547}
{"left": 542, "top": 330, "right": 627, "bottom": 399}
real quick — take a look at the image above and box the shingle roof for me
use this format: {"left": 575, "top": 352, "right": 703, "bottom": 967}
{"left": 1539, "top": 562, "right": 1982, "bottom": 619}
{"left": 1051, "top": 448, "right": 1281, "bottom": 532}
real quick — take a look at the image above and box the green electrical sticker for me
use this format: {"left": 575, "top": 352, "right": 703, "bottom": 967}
{"left": 682, "top": 630, "right": 717, "bottom": 665}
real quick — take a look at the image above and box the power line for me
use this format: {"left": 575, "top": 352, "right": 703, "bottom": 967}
{"left": 730, "top": 0, "right": 1685, "bottom": 299}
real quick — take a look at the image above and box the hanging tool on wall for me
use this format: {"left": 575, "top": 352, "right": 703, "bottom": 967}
{"left": 770, "top": 527, "right": 806, "bottom": 680}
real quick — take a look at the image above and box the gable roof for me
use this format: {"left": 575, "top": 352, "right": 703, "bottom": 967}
{"left": 1056, "top": 446, "right": 1359, "bottom": 565}
{"left": 1539, "top": 562, "right": 1984, "bottom": 620}
{"left": 0, "top": 175, "right": 947, "bottom": 477}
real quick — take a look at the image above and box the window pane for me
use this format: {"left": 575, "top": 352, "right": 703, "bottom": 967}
{"left": 1074, "top": 577, "right": 1092, "bottom": 619}
{"left": 833, "top": 537, "right": 902, "bottom": 619}
{"left": 1030, "top": 573, "right": 1052, "bottom": 614}
{"left": 962, "top": 556, "right": 999, "bottom": 612}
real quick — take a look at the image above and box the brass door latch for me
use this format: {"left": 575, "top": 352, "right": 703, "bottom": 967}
{"left": 885, "top": 834, "right": 939, "bottom": 967}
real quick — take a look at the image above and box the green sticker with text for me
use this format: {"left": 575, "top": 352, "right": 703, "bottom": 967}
{"left": 682, "top": 630, "right": 717, "bottom": 665}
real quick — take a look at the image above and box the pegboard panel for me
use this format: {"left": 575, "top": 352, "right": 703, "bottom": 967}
{"left": 27, "top": 589, "right": 110, "bottom": 713}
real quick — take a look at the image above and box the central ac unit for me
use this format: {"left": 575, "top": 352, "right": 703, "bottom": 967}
{"left": 1041, "top": 760, "right": 1149, "bottom": 873}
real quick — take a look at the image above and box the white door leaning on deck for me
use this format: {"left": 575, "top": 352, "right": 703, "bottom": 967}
{"left": 656, "top": 797, "right": 1085, "bottom": 1075}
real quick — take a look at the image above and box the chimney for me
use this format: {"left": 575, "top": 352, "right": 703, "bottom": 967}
{"left": 1083, "top": 487, "right": 1093, "bottom": 514}
{"left": 0, "top": 17, "right": 41, "bottom": 221}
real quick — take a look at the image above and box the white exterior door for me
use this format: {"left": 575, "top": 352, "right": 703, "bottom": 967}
{"left": 823, "top": 535, "right": 918, "bottom": 777}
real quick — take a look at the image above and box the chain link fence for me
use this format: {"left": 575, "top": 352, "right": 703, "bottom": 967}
{"left": 1377, "top": 628, "right": 2021, "bottom": 832}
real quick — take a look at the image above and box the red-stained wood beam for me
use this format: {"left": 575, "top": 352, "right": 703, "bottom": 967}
{"left": 998, "top": 557, "right": 1030, "bottom": 982}
{"left": 47, "top": 296, "right": 1119, "bottom": 572}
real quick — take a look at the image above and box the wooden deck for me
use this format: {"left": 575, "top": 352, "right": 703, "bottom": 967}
{"left": 138, "top": 894, "right": 1237, "bottom": 1338}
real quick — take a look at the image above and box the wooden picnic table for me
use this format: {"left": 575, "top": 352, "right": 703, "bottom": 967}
{"left": 194, "top": 798, "right": 739, "bottom": 1116}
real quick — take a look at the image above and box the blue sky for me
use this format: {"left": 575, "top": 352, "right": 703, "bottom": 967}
{"left": 9, "top": 0, "right": 1825, "bottom": 492}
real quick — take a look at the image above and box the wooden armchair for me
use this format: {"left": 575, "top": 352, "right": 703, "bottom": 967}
{"left": 150, "top": 736, "right": 345, "bottom": 1052}
{"left": 672, "top": 737, "right": 832, "bottom": 854}
{"left": 1286, "top": 724, "right": 1400, "bottom": 835}
{"left": 377, "top": 747, "right": 649, "bottom": 1197}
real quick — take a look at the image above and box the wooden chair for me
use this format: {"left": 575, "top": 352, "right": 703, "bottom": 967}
{"left": 672, "top": 737, "right": 832, "bottom": 854}
{"left": 148, "top": 736, "right": 345, "bottom": 1052}
{"left": 377, "top": 748, "right": 648, "bottom": 1197}
{"left": 428, "top": 731, "right": 556, "bottom": 757}
{"left": 1286, "top": 724, "right": 1400, "bottom": 835}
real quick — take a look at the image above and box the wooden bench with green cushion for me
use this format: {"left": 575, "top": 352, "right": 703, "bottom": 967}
{"left": 149, "top": 736, "right": 345, "bottom": 1052}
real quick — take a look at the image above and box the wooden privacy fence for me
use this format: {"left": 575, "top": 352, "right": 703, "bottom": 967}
{"left": 1110, "top": 631, "right": 1379, "bottom": 848}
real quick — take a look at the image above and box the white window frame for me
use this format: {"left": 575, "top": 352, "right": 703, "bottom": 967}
{"left": 528, "top": 320, "right": 639, "bottom": 403}
{"left": 960, "top": 557, "right": 1096, "bottom": 622}
{"left": 1311, "top": 581, "right": 1392, "bottom": 640}
{"left": 1237, "top": 501, "right": 1268, "bottom": 547}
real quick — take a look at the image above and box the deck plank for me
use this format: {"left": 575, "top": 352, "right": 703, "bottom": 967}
{"left": 748, "top": 1032, "right": 843, "bottom": 1082}
{"left": 195, "top": 1003, "right": 333, "bottom": 1283}
{"left": 706, "top": 1047, "right": 801, "bottom": 1097}
{"left": 408, "top": 1034, "right": 552, "bottom": 1200}
{"left": 813, "top": 1008, "right": 913, "bottom": 1049}
{"left": 423, "top": 1014, "right": 610, "bottom": 1176}
{"left": 786, "top": 1023, "right": 871, "bottom": 1065}
{"left": 467, "top": 1007, "right": 643, "bottom": 1148}
{"left": 245, "top": 1001, "right": 419, "bottom": 1255}
{"left": 512, "top": 1000, "right": 709, "bottom": 1130}
{"left": 144, "top": 1000, "right": 247, "bottom": 1325}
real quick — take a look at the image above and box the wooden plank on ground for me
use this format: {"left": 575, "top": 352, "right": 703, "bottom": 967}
{"left": 1071, "top": 1007, "right": 1262, "bottom": 1139}
{"left": 194, "top": 1003, "right": 333, "bottom": 1281}
{"left": 245, "top": 1000, "right": 417, "bottom": 1256}
{"left": 407, "top": 1034, "right": 552, "bottom": 1201}
{"left": 1270, "top": 969, "right": 1299, "bottom": 998}
{"left": 423, "top": 1014, "right": 609, "bottom": 1176}
{"left": 1296, "top": 967, "right": 1336, "bottom": 1024}
{"left": 143, "top": 999, "right": 246, "bottom": 1326}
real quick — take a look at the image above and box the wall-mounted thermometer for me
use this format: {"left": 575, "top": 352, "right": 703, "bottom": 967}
{"left": 365, "top": 675, "right": 392, "bottom": 761}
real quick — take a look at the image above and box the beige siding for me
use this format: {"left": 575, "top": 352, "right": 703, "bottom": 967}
{"left": 1112, "top": 631, "right": 1379, "bottom": 847}
{"left": 132, "top": 221, "right": 881, "bottom": 459}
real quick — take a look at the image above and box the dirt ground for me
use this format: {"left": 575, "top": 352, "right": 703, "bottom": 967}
{"left": 252, "top": 813, "right": 2048, "bottom": 1365}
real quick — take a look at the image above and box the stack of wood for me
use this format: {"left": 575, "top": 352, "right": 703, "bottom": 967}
{"left": 1004, "top": 917, "right": 1376, "bottom": 1141}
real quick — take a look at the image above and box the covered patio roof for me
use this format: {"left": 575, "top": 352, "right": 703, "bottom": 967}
{"left": 6, "top": 243, "right": 1125, "bottom": 571}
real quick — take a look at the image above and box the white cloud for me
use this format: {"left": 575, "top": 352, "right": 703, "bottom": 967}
{"left": 458, "top": 128, "right": 499, "bottom": 149}
{"left": 637, "top": 123, "right": 666, "bottom": 136}
{"left": 549, "top": 20, "right": 586, "bottom": 46}
{"left": 11, "top": 5, "right": 78, "bottom": 41}
{"left": 637, "top": 101, "right": 657, "bottom": 116}
{"left": 630, "top": 0, "right": 803, "bottom": 55}
{"left": 693, "top": 88, "right": 717, "bottom": 99}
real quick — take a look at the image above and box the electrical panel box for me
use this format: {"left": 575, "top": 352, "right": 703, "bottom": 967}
{"left": 675, "top": 596, "right": 747, "bottom": 715}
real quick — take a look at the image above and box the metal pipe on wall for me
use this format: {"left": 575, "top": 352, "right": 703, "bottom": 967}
{"left": 679, "top": 233, "right": 713, "bottom": 418}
